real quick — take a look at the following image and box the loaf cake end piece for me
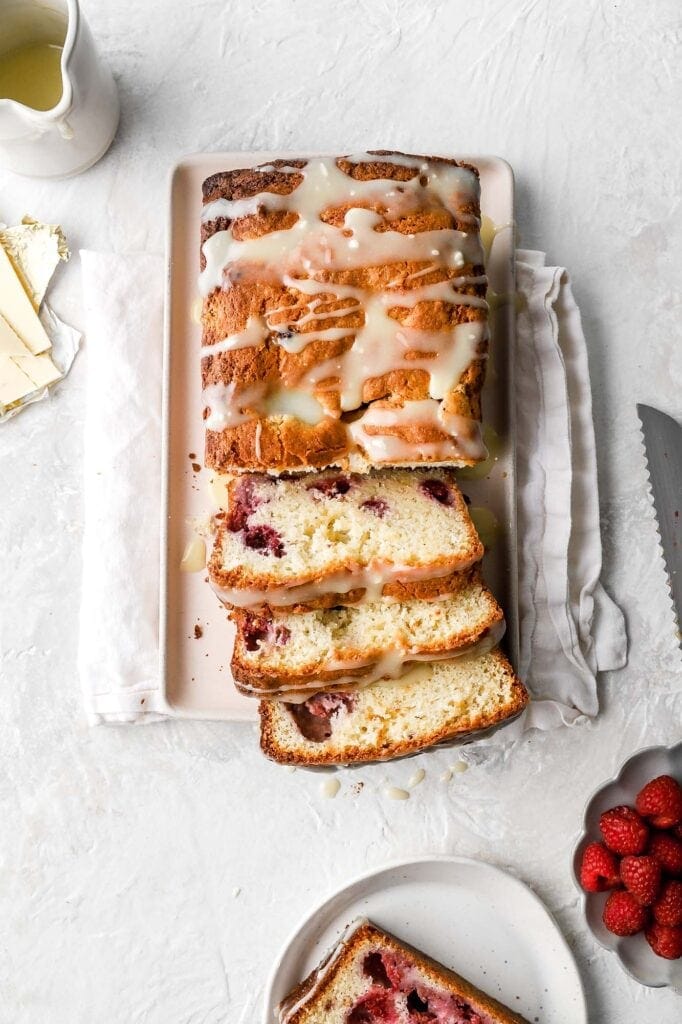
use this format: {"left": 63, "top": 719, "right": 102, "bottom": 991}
{"left": 200, "top": 151, "right": 489, "bottom": 473}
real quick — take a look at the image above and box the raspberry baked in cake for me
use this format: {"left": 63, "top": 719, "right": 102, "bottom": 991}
{"left": 199, "top": 151, "right": 489, "bottom": 474}
{"left": 277, "top": 919, "right": 531, "bottom": 1023}
{"left": 207, "top": 468, "right": 484, "bottom": 610}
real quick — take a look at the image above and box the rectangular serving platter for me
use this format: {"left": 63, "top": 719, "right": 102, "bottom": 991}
{"left": 161, "top": 152, "right": 517, "bottom": 722}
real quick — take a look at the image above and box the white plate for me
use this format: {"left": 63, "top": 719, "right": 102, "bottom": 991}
{"left": 572, "top": 742, "right": 682, "bottom": 993}
{"left": 162, "top": 154, "right": 517, "bottom": 721}
{"left": 263, "top": 856, "right": 586, "bottom": 1023}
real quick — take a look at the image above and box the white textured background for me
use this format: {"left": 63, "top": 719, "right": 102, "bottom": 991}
{"left": 1, "top": 1, "right": 681, "bottom": 1021}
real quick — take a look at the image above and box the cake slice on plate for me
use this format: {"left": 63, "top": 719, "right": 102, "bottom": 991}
{"left": 277, "top": 918, "right": 531, "bottom": 1024}
{"left": 259, "top": 648, "right": 527, "bottom": 765}
{"left": 208, "top": 468, "right": 483, "bottom": 610}
{"left": 231, "top": 568, "right": 504, "bottom": 697}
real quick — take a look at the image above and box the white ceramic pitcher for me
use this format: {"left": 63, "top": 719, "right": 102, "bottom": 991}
{"left": 0, "top": 0, "right": 119, "bottom": 177}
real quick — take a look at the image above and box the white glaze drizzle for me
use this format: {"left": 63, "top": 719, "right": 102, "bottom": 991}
{"left": 261, "top": 387, "right": 327, "bottom": 425}
{"left": 203, "top": 382, "right": 328, "bottom": 430}
{"left": 301, "top": 300, "right": 487, "bottom": 410}
{"left": 199, "top": 156, "right": 483, "bottom": 295}
{"left": 348, "top": 400, "right": 487, "bottom": 463}
{"left": 213, "top": 558, "right": 477, "bottom": 610}
{"left": 202, "top": 383, "right": 265, "bottom": 430}
{"left": 239, "top": 625, "right": 503, "bottom": 698}
{"left": 383, "top": 785, "right": 410, "bottom": 801}
{"left": 254, "top": 421, "right": 263, "bottom": 460}
{"left": 179, "top": 536, "right": 206, "bottom": 573}
{"left": 320, "top": 777, "right": 340, "bottom": 799}
{"left": 200, "top": 315, "right": 266, "bottom": 357}
{"left": 201, "top": 207, "right": 480, "bottom": 295}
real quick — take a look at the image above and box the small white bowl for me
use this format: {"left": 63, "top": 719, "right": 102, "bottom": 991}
{"left": 572, "top": 742, "right": 682, "bottom": 993}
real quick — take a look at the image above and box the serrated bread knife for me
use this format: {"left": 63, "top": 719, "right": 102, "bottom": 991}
{"left": 637, "top": 404, "right": 682, "bottom": 645}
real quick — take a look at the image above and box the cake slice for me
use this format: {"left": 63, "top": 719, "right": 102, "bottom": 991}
{"left": 277, "top": 919, "right": 531, "bottom": 1024}
{"left": 259, "top": 649, "right": 528, "bottom": 765}
{"left": 231, "top": 568, "right": 505, "bottom": 697}
{"left": 208, "top": 468, "right": 483, "bottom": 610}
{"left": 199, "top": 151, "right": 489, "bottom": 474}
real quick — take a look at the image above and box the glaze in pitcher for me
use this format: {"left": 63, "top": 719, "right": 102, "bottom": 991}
{"left": 0, "top": 0, "right": 119, "bottom": 177}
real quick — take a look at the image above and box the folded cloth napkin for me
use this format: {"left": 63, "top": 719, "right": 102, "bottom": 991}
{"left": 515, "top": 250, "right": 627, "bottom": 729}
{"left": 77, "top": 248, "right": 626, "bottom": 726}
{"left": 79, "top": 252, "right": 167, "bottom": 723}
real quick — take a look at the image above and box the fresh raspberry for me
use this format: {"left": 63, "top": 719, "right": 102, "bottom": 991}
{"left": 620, "top": 855, "right": 661, "bottom": 906}
{"left": 649, "top": 832, "right": 682, "bottom": 877}
{"left": 579, "top": 842, "right": 620, "bottom": 893}
{"left": 653, "top": 880, "right": 682, "bottom": 927}
{"left": 636, "top": 775, "right": 682, "bottom": 829}
{"left": 645, "top": 922, "right": 682, "bottom": 960}
{"left": 599, "top": 805, "right": 649, "bottom": 856}
{"left": 602, "top": 890, "right": 648, "bottom": 936}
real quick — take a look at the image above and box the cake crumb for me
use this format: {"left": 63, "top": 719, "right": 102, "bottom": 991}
{"left": 232, "top": 887, "right": 241, "bottom": 898}
{"left": 192, "top": 462, "right": 201, "bottom": 473}
{"left": 193, "top": 624, "right": 203, "bottom": 639}
{"left": 188, "top": 452, "right": 196, "bottom": 460}
{"left": 351, "top": 781, "right": 364, "bottom": 794}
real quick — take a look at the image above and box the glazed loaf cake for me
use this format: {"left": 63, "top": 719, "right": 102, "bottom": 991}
{"left": 277, "top": 919, "right": 531, "bottom": 1024}
{"left": 208, "top": 469, "right": 484, "bottom": 610}
{"left": 199, "top": 151, "right": 489, "bottom": 473}
{"left": 259, "top": 649, "right": 528, "bottom": 765}
{"left": 231, "top": 569, "right": 505, "bottom": 697}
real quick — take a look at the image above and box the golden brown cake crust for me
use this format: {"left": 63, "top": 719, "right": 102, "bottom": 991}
{"left": 200, "top": 151, "right": 488, "bottom": 473}
{"left": 278, "top": 920, "right": 531, "bottom": 1024}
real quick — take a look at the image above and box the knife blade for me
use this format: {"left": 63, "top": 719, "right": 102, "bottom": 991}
{"left": 637, "top": 404, "right": 682, "bottom": 644}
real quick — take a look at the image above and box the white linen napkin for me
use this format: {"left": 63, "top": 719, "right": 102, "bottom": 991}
{"left": 515, "top": 250, "right": 627, "bottom": 729}
{"left": 78, "top": 251, "right": 167, "bottom": 723}
{"left": 77, "top": 248, "right": 626, "bottom": 726}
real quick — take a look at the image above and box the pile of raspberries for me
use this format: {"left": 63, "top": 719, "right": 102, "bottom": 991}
{"left": 578, "top": 774, "right": 682, "bottom": 960}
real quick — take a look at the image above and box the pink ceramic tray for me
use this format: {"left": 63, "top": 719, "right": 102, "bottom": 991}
{"left": 161, "top": 153, "right": 517, "bottom": 721}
